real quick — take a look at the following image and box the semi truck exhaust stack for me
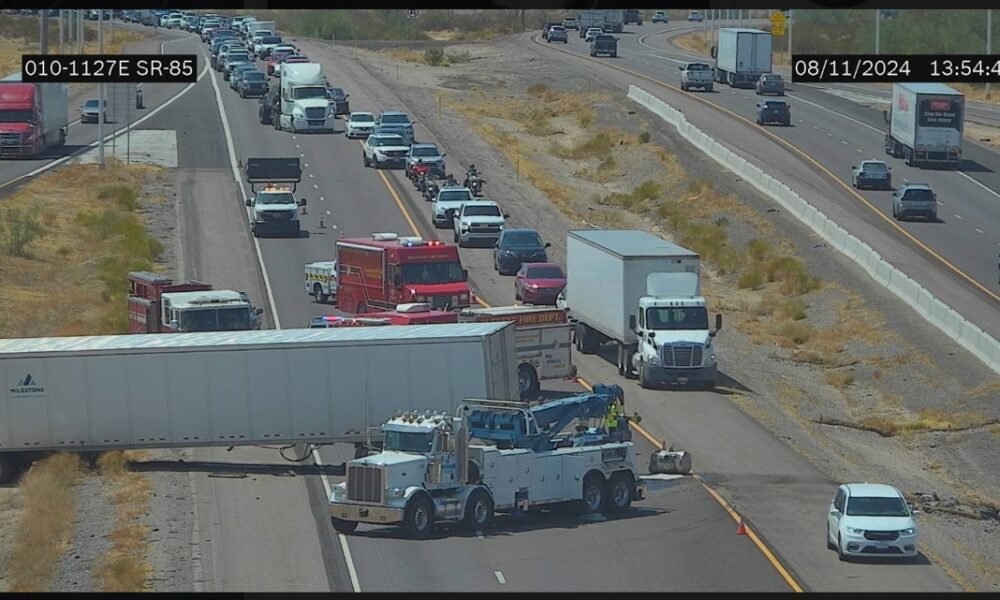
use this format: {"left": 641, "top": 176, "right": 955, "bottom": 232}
{"left": 649, "top": 443, "right": 692, "bottom": 475}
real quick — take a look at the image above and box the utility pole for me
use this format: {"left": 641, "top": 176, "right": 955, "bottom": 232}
{"left": 40, "top": 11, "right": 49, "bottom": 54}
{"left": 59, "top": 10, "right": 65, "bottom": 54}
{"left": 988, "top": 10, "right": 993, "bottom": 98}
{"left": 98, "top": 10, "right": 105, "bottom": 170}
{"left": 875, "top": 10, "right": 880, "bottom": 55}
{"left": 78, "top": 10, "right": 84, "bottom": 53}
{"left": 788, "top": 10, "right": 793, "bottom": 64}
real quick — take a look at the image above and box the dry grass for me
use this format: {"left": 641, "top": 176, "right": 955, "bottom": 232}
{"left": 0, "top": 160, "right": 163, "bottom": 338}
{"left": 378, "top": 46, "right": 473, "bottom": 67}
{"left": 94, "top": 451, "right": 153, "bottom": 592}
{"left": 823, "top": 370, "right": 855, "bottom": 390}
{"left": 0, "top": 17, "right": 146, "bottom": 79}
{"left": 5, "top": 454, "right": 83, "bottom": 592}
{"left": 854, "top": 409, "right": 997, "bottom": 437}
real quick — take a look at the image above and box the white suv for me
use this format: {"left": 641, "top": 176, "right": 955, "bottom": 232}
{"left": 432, "top": 186, "right": 475, "bottom": 229}
{"left": 827, "top": 483, "right": 919, "bottom": 561}
{"left": 453, "top": 200, "right": 508, "bottom": 247}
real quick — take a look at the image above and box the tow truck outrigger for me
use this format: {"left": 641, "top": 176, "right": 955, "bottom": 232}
{"left": 244, "top": 157, "right": 307, "bottom": 238}
{"left": 329, "top": 384, "right": 686, "bottom": 539}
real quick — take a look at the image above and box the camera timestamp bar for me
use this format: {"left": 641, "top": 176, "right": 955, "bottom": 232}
{"left": 791, "top": 55, "right": 1000, "bottom": 84}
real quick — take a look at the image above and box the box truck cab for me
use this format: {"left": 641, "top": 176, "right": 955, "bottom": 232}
{"left": 336, "top": 233, "right": 474, "bottom": 314}
{"left": 0, "top": 75, "right": 68, "bottom": 158}
{"left": 277, "top": 63, "right": 334, "bottom": 133}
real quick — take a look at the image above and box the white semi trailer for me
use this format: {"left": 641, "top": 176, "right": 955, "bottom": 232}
{"left": 0, "top": 322, "right": 517, "bottom": 482}
{"left": 884, "top": 83, "right": 964, "bottom": 168}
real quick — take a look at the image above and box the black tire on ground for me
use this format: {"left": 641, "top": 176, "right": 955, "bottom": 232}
{"left": 617, "top": 343, "right": 628, "bottom": 376}
{"left": 604, "top": 472, "right": 635, "bottom": 514}
{"left": 464, "top": 488, "right": 495, "bottom": 531}
{"left": 331, "top": 517, "right": 359, "bottom": 534}
{"left": 706, "top": 85, "right": 713, "bottom": 93}
{"left": 517, "top": 363, "right": 539, "bottom": 399}
{"left": 581, "top": 473, "right": 607, "bottom": 514}
{"left": 314, "top": 284, "right": 327, "bottom": 303}
{"left": 403, "top": 494, "right": 435, "bottom": 539}
{"left": 837, "top": 534, "right": 848, "bottom": 562}
{"left": 0, "top": 454, "right": 22, "bottom": 485}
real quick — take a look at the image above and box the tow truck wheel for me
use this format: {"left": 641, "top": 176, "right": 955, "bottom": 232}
{"left": 517, "top": 364, "right": 539, "bottom": 399}
{"left": 313, "top": 284, "right": 327, "bottom": 303}
{"left": 403, "top": 494, "right": 435, "bottom": 539}
{"left": 464, "top": 488, "right": 494, "bottom": 531}
{"left": 582, "top": 473, "right": 607, "bottom": 514}
{"left": 331, "top": 517, "right": 358, "bottom": 534}
{"left": 605, "top": 472, "right": 634, "bottom": 514}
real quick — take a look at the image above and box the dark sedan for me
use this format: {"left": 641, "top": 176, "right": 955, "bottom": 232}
{"left": 494, "top": 228, "right": 551, "bottom": 276}
{"left": 514, "top": 262, "right": 566, "bottom": 305}
{"left": 852, "top": 160, "right": 892, "bottom": 190}
{"left": 756, "top": 100, "right": 790, "bottom": 126}
{"left": 327, "top": 87, "right": 350, "bottom": 116}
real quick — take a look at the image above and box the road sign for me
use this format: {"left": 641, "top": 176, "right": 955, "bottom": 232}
{"left": 770, "top": 11, "right": 786, "bottom": 36}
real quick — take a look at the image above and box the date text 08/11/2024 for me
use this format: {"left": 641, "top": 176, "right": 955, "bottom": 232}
{"left": 791, "top": 54, "right": 1000, "bottom": 84}
{"left": 20, "top": 54, "right": 198, "bottom": 84}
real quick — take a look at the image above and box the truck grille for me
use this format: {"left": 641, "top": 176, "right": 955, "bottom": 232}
{"left": 661, "top": 344, "right": 704, "bottom": 368}
{"left": 383, "top": 149, "right": 408, "bottom": 158}
{"left": 305, "top": 107, "right": 326, "bottom": 120}
{"left": 262, "top": 211, "right": 293, "bottom": 221}
{"left": 863, "top": 530, "right": 900, "bottom": 541}
{"left": 346, "top": 465, "right": 383, "bottom": 503}
{"left": 0, "top": 133, "right": 22, "bottom": 146}
{"left": 470, "top": 223, "right": 501, "bottom": 233}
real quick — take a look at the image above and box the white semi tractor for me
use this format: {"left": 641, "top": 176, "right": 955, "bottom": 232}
{"left": 0, "top": 322, "right": 517, "bottom": 483}
{"left": 276, "top": 63, "right": 334, "bottom": 133}
{"left": 884, "top": 83, "right": 964, "bottom": 168}
{"left": 561, "top": 229, "right": 722, "bottom": 389}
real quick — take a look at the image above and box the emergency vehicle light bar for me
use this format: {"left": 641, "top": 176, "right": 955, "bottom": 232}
{"left": 372, "top": 232, "right": 399, "bottom": 241}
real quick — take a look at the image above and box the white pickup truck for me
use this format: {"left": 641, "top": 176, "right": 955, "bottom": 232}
{"left": 680, "top": 62, "right": 714, "bottom": 92}
{"left": 453, "top": 199, "right": 509, "bottom": 247}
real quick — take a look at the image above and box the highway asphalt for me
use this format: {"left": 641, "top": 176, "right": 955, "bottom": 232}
{"left": 0, "top": 24, "right": 967, "bottom": 592}
{"left": 531, "top": 23, "right": 1000, "bottom": 342}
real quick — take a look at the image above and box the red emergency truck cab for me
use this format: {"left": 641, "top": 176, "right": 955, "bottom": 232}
{"left": 336, "top": 233, "right": 474, "bottom": 314}
{"left": 127, "top": 271, "right": 213, "bottom": 333}
{"left": 366, "top": 302, "right": 461, "bottom": 325}
{"left": 0, "top": 78, "right": 68, "bottom": 158}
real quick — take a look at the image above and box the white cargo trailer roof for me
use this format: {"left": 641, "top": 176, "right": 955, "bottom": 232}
{"left": 719, "top": 27, "right": 769, "bottom": 33}
{"left": 0, "top": 322, "right": 509, "bottom": 357}
{"left": 895, "top": 82, "right": 962, "bottom": 96}
{"left": 570, "top": 229, "right": 699, "bottom": 259}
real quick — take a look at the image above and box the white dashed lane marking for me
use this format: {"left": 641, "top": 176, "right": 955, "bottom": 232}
{"left": 955, "top": 214, "right": 964, "bottom": 220}
{"left": 494, "top": 571, "right": 506, "bottom": 585}
{"left": 856, "top": 148, "right": 863, "bottom": 153}
{"left": 975, "top": 227, "right": 984, "bottom": 234}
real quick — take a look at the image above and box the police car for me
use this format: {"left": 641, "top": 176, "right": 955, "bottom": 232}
{"left": 308, "top": 315, "right": 393, "bottom": 328}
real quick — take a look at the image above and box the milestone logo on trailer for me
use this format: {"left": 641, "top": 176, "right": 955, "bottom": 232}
{"left": 9, "top": 373, "right": 45, "bottom": 399}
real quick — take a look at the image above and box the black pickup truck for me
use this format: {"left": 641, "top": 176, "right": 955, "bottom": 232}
{"left": 590, "top": 34, "right": 618, "bottom": 58}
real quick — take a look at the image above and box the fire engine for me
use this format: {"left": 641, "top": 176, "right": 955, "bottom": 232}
{"left": 335, "top": 233, "right": 474, "bottom": 314}
{"left": 128, "top": 271, "right": 263, "bottom": 333}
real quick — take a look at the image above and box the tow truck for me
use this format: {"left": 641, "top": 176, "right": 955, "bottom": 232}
{"left": 328, "top": 385, "right": 651, "bottom": 538}
{"left": 244, "top": 157, "right": 307, "bottom": 238}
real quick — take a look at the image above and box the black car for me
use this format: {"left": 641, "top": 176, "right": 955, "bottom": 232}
{"left": 238, "top": 70, "right": 270, "bottom": 98}
{"left": 756, "top": 100, "right": 790, "bottom": 126}
{"left": 326, "top": 87, "right": 350, "bottom": 116}
{"left": 590, "top": 34, "right": 618, "bottom": 58}
{"left": 493, "top": 228, "right": 551, "bottom": 276}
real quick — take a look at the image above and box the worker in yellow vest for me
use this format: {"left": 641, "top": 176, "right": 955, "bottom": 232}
{"left": 606, "top": 396, "right": 624, "bottom": 440}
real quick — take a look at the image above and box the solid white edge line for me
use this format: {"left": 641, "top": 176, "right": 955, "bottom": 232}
{"left": 207, "top": 39, "right": 363, "bottom": 594}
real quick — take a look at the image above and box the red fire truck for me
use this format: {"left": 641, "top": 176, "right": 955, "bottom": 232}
{"left": 335, "top": 233, "right": 474, "bottom": 314}
{"left": 128, "top": 271, "right": 263, "bottom": 333}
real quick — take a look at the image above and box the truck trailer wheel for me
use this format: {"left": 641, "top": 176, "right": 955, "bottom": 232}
{"left": 464, "top": 488, "right": 494, "bottom": 531}
{"left": 581, "top": 473, "right": 607, "bottom": 514}
{"left": 314, "top": 284, "right": 328, "bottom": 303}
{"left": 331, "top": 517, "right": 359, "bottom": 534}
{"left": 517, "top": 364, "right": 539, "bottom": 399}
{"left": 403, "top": 494, "right": 435, "bottom": 539}
{"left": 604, "top": 472, "right": 635, "bottom": 514}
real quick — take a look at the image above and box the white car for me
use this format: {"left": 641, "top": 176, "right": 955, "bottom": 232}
{"left": 584, "top": 27, "right": 603, "bottom": 42}
{"left": 345, "top": 112, "right": 376, "bottom": 138}
{"left": 688, "top": 11, "right": 704, "bottom": 22}
{"left": 827, "top": 483, "right": 919, "bottom": 561}
{"left": 362, "top": 133, "right": 410, "bottom": 169}
{"left": 431, "top": 186, "right": 475, "bottom": 228}
{"left": 453, "top": 199, "right": 509, "bottom": 247}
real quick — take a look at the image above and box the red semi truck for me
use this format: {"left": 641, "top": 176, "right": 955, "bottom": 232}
{"left": 0, "top": 74, "right": 68, "bottom": 158}
{"left": 335, "top": 232, "right": 474, "bottom": 314}
{"left": 128, "top": 271, "right": 263, "bottom": 333}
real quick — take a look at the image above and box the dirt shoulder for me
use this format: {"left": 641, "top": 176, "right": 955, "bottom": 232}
{"left": 321, "top": 36, "right": 999, "bottom": 590}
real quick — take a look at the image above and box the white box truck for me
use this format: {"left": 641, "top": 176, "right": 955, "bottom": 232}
{"left": 563, "top": 229, "right": 722, "bottom": 389}
{"left": 0, "top": 322, "right": 517, "bottom": 483}
{"left": 277, "top": 63, "right": 334, "bottom": 133}
{"left": 711, "top": 28, "right": 772, "bottom": 88}
{"left": 884, "top": 83, "right": 964, "bottom": 168}
{"left": 578, "top": 10, "right": 623, "bottom": 35}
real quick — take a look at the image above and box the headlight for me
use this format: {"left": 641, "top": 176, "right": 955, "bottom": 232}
{"left": 847, "top": 527, "right": 865, "bottom": 535}
{"left": 292, "top": 109, "right": 304, "bottom": 117}
{"left": 900, "top": 528, "right": 915, "bottom": 535}
{"left": 387, "top": 487, "right": 405, "bottom": 498}
{"left": 648, "top": 355, "right": 660, "bottom": 366}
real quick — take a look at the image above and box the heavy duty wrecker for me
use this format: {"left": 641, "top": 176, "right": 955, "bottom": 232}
{"left": 328, "top": 384, "right": 665, "bottom": 538}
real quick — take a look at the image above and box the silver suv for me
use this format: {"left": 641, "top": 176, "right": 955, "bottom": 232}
{"left": 892, "top": 183, "right": 938, "bottom": 222}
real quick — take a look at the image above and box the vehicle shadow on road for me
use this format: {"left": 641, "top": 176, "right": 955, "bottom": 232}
{"left": 837, "top": 552, "right": 933, "bottom": 566}
{"left": 591, "top": 344, "right": 754, "bottom": 396}
{"left": 955, "top": 159, "right": 992, "bottom": 173}
{"left": 126, "top": 458, "right": 346, "bottom": 477}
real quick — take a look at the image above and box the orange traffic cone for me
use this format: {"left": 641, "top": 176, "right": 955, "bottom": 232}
{"left": 736, "top": 519, "right": 747, "bottom": 535}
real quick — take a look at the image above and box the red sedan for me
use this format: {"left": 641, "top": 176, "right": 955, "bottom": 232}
{"left": 514, "top": 262, "right": 566, "bottom": 305}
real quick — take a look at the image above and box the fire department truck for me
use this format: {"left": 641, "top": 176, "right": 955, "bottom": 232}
{"left": 335, "top": 233, "right": 474, "bottom": 314}
{"left": 128, "top": 271, "right": 264, "bottom": 333}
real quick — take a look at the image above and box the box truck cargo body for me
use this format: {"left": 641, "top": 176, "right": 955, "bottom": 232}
{"left": 0, "top": 323, "right": 517, "bottom": 482}
{"left": 713, "top": 28, "right": 772, "bottom": 88}
{"left": 885, "top": 83, "right": 964, "bottom": 168}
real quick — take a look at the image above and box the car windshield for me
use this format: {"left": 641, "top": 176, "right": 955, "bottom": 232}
{"left": 863, "top": 162, "right": 888, "bottom": 173}
{"left": 551, "top": 26, "right": 565, "bottom": 31}
{"left": 438, "top": 190, "right": 473, "bottom": 202}
{"left": 383, "top": 430, "right": 433, "bottom": 453}
{"left": 262, "top": 36, "right": 281, "bottom": 43}
{"left": 257, "top": 192, "right": 295, "bottom": 205}
{"left": 411, "top": 146, "right": 440, "bottom": 157}
{"left": 351, "top": 114, "right": 374, "bottom": 122}
{"left": 526, "top": 265, "right": 564, "bottom": 279}
{"left": 0, "top": 109, "right": 32, "bottom": 122}
{"left": 765, "top": 102, "right": 786, "bottom": 109}
{"left": 596, "top": 35, "right": 615, "bottom": 41}
{"left": 400, "top": 261, "right": 465, "bottom": 284}
{"left": 646, "top": 306, "right": 709, "bottom": 330}
{"left": 846, "top": 496, "right": 909, "bottom": 517}
{"left": 370, "top": 136, "right": 404, "bottom": 147}
{"left": 328, "top": 88, "right": 346, "bottom": 98}
{"left": 229, "top": 54, "right": 249, "bottom": 62}
{"left": 293, "top": 87, "right": 328, "bottom": 99}
{"left": 687, "top": 64, "right": 710, "bottom": 71}
{"left": 243, "top": 72, "right": 266, "bottom": 81}
{"left": 902, "top": 188, "right": 934, "bottom": 202}
{"left": 503, "top": 231, "right": 543, "bottom": 248}
{"left": 84, "top": 100, "right": 103, "bottom": 109}
{"left": 179, "top": 307, "right": 251, "bottom": 332}
{"left": 464, "top": 205, "right": 501, "bottom": 217}
{"left": 380, "top": 113, "right": 410, "bottom": 125}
